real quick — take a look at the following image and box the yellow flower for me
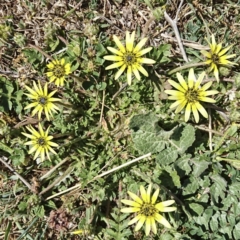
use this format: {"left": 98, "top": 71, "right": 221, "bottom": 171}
{"left": 46, "top": 58, "right": 71, "bottom": 86}
{"left": 103, "top": 31, "right": 156, "bottom": 85}
{"left": 201, "top": 34, "right": 237, "bottom": 82}
{"left": 22, "top": 123, "right": 59, "bottom": 161}
{"left": 24, "top": 81, "right": 61, "bottom": 121}
{"left": 121, "top": 184, "right": 176, "bottom": 236}
{"left": 165, "top": 69, "right": 218, "bottom": 123}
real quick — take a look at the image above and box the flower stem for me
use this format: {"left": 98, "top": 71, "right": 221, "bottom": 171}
{"left": 216, "top": 156, "right": 240, "bottom": 162}
{"left": 168, "top": 62, "right": 207, "bottom": 75}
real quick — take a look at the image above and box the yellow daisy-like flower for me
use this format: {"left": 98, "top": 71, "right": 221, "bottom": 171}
{"left": 165, "top": 68, "right": 219, "bottom": 123}
{"left": 24, "top": 81, "right": 61, "bottom": 121}
{"left": 121, "top": 184, "right": 176, "bottom": 236}
{"left": 201, "top": 34, "right": 237, "bottom": 82}
{"left": 22, "top": 123, "right": 59, "bottom": 161}
{"left": 46, "top": 58, "right": 71, "bottom": 86}
{"left": 103, "top": 31, "right": 156, "bottom": 85}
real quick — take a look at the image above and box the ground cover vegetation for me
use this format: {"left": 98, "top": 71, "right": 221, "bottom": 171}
{"left": 1, "top": 0, "right": 240, "bottom": 239}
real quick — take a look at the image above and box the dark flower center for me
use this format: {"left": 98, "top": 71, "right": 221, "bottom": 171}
{"left": 53, "top": 65, "right": 65, "bottom": 78}
{"left": 140, "top": 203, "right": 157, "bottom": 216}
{"left": 185, "top": 88, "right": 199, "bottom": 103}
{"left": 38, "top": 97, "right": 47, "bottom": 105}
{"left": 37, "top": 137, "right": 46, "bottom": 146}
{"left": 211, "top": 53, "right": 219, "bottom": 64}
{"left": 124, "top": 52, "right": 136, "bottom": 65}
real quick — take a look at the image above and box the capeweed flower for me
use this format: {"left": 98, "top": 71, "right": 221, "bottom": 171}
{"left": 46, "top": 58, "right": 71, "bottom": 86}
{"left": 165, "top": 68, "right": 218, "bottom": 123}
{"left": 22, "top": 123, "right": 58, "bottom": 161}
{"left": 104, "top": 31, "right": 156, "bottom": 85}
{"left": 24, "top": 81, "right": 60, "bottom": 121}
{"left": 121, "top": 184, "right": 176, "bottom": 236}
{"left": 201, "top": 34, "right": 237, "bottom": 82}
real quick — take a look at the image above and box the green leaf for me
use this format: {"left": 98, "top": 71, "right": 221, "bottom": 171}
{"left": 130, "top": 113, "right": 196, "bottom": 161}
{"left": 130, "top": 112, "right": 175, "bottom": 154}
{"left": 152, "top": 44, "right": 171, "bottom": 63}
{"left": 5, "top": 81, "right": 14, "bottom": 96}
{"left": 184, "top": 178, "right": 199, "bottom": 195}
{"left": 156, "top": 147, "right": 178, "bottom": 164}
{"left": 0, "top": 77, "right": 14, "bottom": 112}
{"left": 209, "top": 212, "right": 219, "bottom": 231}
{"left": 233, "top": 222, "right": 240, "bottom": 239}
{"left": 48, "top": 37, "right": 60, "bottom": 52}
{"left": 191, "top": 160, "right": 209, "bottom": 177}
{"left": 172, "top": 124, "right": 196, "bottom": 154}
{"left": 96, "top": 82, "right": 107, "bottom": 91}
{"left": 67, "top": 41, "right": 81, "bottom": 57}
{"left": 14, "top": 89, "right": 24, "bottom": 114}
{"left": 210, "top": 175, "right": 227, "bottom": 202}
{"left": 189, "top": 203, "right": 204, "bottom": 216}
{"left": 194, "top": 208, "right": 213, "bottom": 230}
{"left": 0, "top": 142, "right": 13, "bottom": 154}
{"left": 176, "top": 155, "right": 192, "bottom": 174}
{"left": 164, "top": 166, "right": 181, "bottom": 187}
{"left": 18, "top": 201, "right": 28, "bottom": 211}
{"left": 34, "top": 205, "right": 45, "bottom": 218}
{"left": 10, "top": 149, "right": 26, "bottom": 166}
{"left": 159, "top": 232, "right": 181, "bottom": 240}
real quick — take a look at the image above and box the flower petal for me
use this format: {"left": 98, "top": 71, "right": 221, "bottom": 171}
{"left": 165, "top": 90, "right": 185, "bottom": 98}
{"left": 106, "top": 47, "right": 123, "bottom": 56}
{"left": 201, "top": 50, "right": 212, "bottom": 58}
{"left": 135, "top": 215, "right": 146, "bottom": 231}
{"left": 198, "top": 96, "right": 216, "bottom": 103}
{"left": 128, "top": 214, "right": 142, "bottom": 225}
{"left": 113, "top": 35, "right": 126, "bottom": 53}
{"left": 155, "top": 200, "right": 176, "bottom": 211}
{"left": 195, "top": 102, "right": 208, "bottom": 118}
{"left": 128, "top": 191, "right": 143, "bottom": 204}
{"left": 115, "top": 64, "right": 127, "bottom": 80}
{"left": 154, "top": 213, "right": 172, "bottom": 228}
{"left": 200, "top": 81, "right": 213, "bottom": 91}
{"left": 168, "top": 80, "right": 186, "bottom": 93}
{"left": 185, "top": 103, "right": 192, "bottom": 122}
{"left": 121, "top": 199, "right": 141, "bottom": 208}
{"left": 140, "top": 185, "right": 148, "bottom": 203}
{"left": 126, "top": 31, "right": 135, "bottom": 52}
{"left": 138, "top": 58, "right": 156, "bottom": 64}
{"left": 132, "top": 66, "right": 141, "bottom": 80}
{"left": 127, "top": 66, "right": 132, "bottom": 85}
{"left": 200, "top": 90, "right": 219, "bottom": 96}
{"left": 213, "top": 65, "right": 219, "bottom": 82}
{"left": 175, "top": 99, "right": 187, "bottom": 113}
{"left": 169, "top": 100, "right": 185, "bottom": 110}
{"left": 151, "top": 188, "right": 159, "bottom": 204}
{"left": 133, "top": 37, "right": 148, "bottom": 53}
{"left": 138, "top": 47, "right": 153, "bottom": 56}
{"left": 194, "top": 71, "right": 205, "bottom": 89}
{"left": 136, "top": 65, "right": 148, "bottom": 76}
{"left": 192, "top": 103, "right": 199, "bottom": 123}
{"left": 176, "top": 72, "right": 188, "bottom": 90}
{"left": 145, "top": 217, "right": 151, "bottom": 236}
{"left": 218, "top": 45, "right": 232, "bottom": 56}
{"left": 151, "top": 217, "right": 157, "bottom": 234}
{"left": 121, "top": 207, "right": 140, "bottom": 213}
{"left": 105, "top": 61, "right": 124, "bottom": 70}
{"left": 188, "top": 69, "right": 195, "bottom": 88}
{"left": 104, "top": 55, "right": 123, "bottom": 61}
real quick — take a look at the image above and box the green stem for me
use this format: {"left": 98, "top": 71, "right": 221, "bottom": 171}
{"left": 168, "top": 62, "right": 207, "bottom": 75}
{"left": 216, "top": 156, "right": 240, "bottom": 162}
{"left": 0, "top": 92, "right": 16, "bottom": 100}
